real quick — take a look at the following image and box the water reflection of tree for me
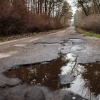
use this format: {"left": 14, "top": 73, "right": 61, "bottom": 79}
{"left": 82, "top": 62, "right": 100, "bottom": 96}
{"left": 62, "top": 57, "right": 100, "bottom": 99}
{"left": 69, "top": 62, "right": 93, "bottom": 99}
{"left": 69, "top": 58, "right": 84, "bottom": 76}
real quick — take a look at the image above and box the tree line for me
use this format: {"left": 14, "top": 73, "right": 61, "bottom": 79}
{"left": 76, "top": 0, "right": 100, "bottom": 16}
{"left": 0, "top": 0, "right": 72, "bottom": 36}
{"left": 74, "top": 0, "right": 100, "bottom": 33}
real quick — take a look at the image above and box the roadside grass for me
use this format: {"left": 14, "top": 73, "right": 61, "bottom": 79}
{"left": 76, "top": 28, "right": 100, "bottom": 38}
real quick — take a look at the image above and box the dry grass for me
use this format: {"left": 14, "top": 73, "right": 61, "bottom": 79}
{"left": 0, "top": 1, "right": 64, "bottom": 36}
{"left": 26, "top": 14, "right": 63, "bottom": 32}
{"left": 77, "top": 14, "right": 100, "bottom": 33}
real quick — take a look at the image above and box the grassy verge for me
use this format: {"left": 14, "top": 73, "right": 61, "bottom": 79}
{"left": 76, "top": 28, "right": 100, "bottom": 38}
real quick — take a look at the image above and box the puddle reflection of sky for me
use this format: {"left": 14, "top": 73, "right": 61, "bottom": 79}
{"left": 61, "top": 53, "right": 100, "bottom": 100}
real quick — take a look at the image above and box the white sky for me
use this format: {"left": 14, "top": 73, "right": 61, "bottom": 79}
{"left": 67, "top": 0, "right": 77, "bottom": 14}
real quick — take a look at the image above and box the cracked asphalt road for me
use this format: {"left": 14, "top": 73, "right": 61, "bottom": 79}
{"left": 0, "top": 27, "right": 100, "bottom": 71}
{"left": 0, "top": 27, "right": 100, "bottom": 100}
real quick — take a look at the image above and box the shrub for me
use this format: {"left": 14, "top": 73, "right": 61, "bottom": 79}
{"left": 0, "top": 16, "right": 26, "bottom": 36}
{"left": 0, "top": 0, "right": 64, "bottom": 36}
{"left": 26, "top": 13, "right": 63, "bottom": 32}
{"left": 77, "top": 14, "right": 100, "bottom": 33}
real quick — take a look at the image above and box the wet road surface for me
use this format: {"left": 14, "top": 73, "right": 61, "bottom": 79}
{"left": 0, "top": 27, "right": 100, "bottom": 100}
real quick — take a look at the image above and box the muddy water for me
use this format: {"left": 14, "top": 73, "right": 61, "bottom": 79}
{"left": 82, "top": 62, "right": 100, "bottom": 96}
{"left": 63, "top": 61, "right": 100, "bottom": 99}
{"left": 4, "top": 55, "right": 70, "bottom": 90}
{"left": 4, "top": 55, "right": 100, "bottom": 99}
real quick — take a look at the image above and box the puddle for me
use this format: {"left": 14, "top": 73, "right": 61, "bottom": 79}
{"left": 4, "top": 53, "right": 100, "bottom": 99}
{"left": 67, "top": 62, "right": 100, "bottom": 99}
{"left": 4, "top": 55, "right": 71, "bottom": 90}
{"left": 82, "top": 62, "right": 100, "bottom": 96}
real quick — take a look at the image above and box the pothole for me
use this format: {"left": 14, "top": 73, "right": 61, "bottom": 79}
{"left": 3, "top": 53, "right": 100, "bottom": 99}
{"left": 67, "top": 61, "right": 100, "bottom": 99}
{"left": 4, "top": 55, "right": 73, "bottom": 90}
{"left": 81, "top": 62, "right": 100, "bottom": 96}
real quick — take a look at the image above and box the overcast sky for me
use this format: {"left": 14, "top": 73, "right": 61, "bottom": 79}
{"left": 67, "top": 0, "right": 77, "bottom": 14}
